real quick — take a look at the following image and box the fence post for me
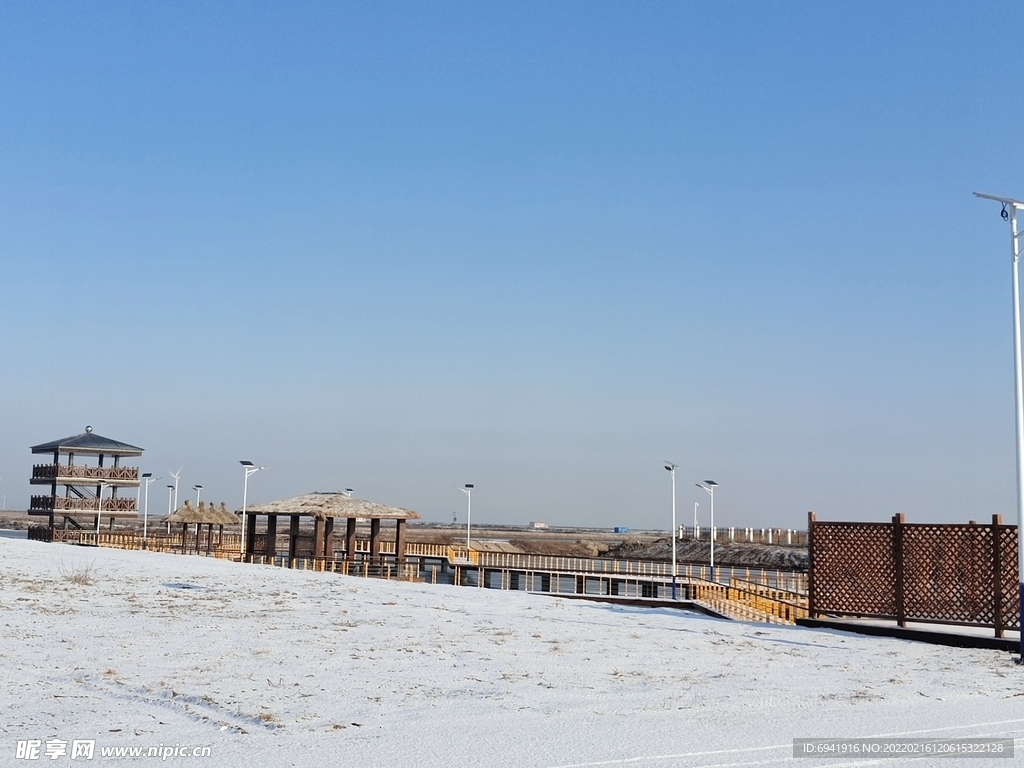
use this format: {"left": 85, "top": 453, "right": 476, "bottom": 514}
{"left": 807, "top": 512, "right": 816, "bottom": 619}
{"left": 993, "top": 514, "right": 1004, "bottom": 638}
{"left": 893, "top": 513, "right": 906, "bottom": 628}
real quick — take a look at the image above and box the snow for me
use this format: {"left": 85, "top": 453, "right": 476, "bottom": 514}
{"left": 1, "top": 538, "right": 1022, "bottom": 767}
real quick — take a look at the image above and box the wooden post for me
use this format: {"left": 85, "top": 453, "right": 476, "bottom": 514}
{"left": 345, "top": 517, "right": 357, "bottom": 561}
{"left": 993, "top": 514, "right": 1004, "bottom": 638}
{"left": 370, "top": 518, "right": 381, "bottom": 564}
{"left": 313, "top": 517, "right": 325, "bottom": 559}
{"left": 289, "top": 515, "right": 300, "bottom": 567}
{"left": 807, "top": 512, "right": 816, "bottom": 619}
{"left": 246, "top": 513, "right": 258, "bottom": 561}
{"left": 893, "top": 513, "right": 906, "bottom": 627}
{"left": 395, "top": 519, "right": 407, "bottom": 563}
{"left": 324, "top": 517, "right": 335, "bottom": 559}
{"left": 266, "top": 514, "right": 277, "bottom": 562}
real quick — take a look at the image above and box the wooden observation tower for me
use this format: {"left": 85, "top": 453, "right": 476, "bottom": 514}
{"left": 29, "top": 426, "right": 144, "bottom": 533}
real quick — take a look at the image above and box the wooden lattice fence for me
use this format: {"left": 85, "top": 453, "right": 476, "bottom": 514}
{"left": 808, "top": 512, "right": 1020, "bottom": 637}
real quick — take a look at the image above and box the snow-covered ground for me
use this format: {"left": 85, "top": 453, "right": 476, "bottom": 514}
{"left": 1, "top": 538, "right": 1021, "bottom": 767}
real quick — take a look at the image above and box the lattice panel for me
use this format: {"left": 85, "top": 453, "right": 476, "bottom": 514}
{"left": 999, "top": 526, "right": 1020, "bottom": 630}
{"left": 902, "top": 525, "right": 993, "bottom": 625}
{"left": 812, "top": 519, "right": 1020, "bottom": 632}
{"left": 292, "top": 533, "right": 315, "bottom": 557}
{"left": 811, "top": 523, "right": 895, "bottom": 616}
{"left": 251, "top": 533, "right": 267, "bottom": 556}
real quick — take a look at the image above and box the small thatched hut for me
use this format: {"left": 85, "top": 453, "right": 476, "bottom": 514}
{"left": 165, "top": 501, "right": 240, "bottom": 554}
{"left": 241, "top": 492, "right": 420, "bottom": 565}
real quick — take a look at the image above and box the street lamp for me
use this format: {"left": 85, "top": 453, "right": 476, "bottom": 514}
{"left": 693, "top": 501, "right": 699, "bottom": 536}
{"left": 974, "top": 191, "right": 1024, "bottom": 662}
{"left": 460, "top": 484, "right": 474, "bottom": 550}
{"left": 166, "top": 485, "right": 174, "bottom": 533}
{"left": 696, "top": 481, "right": 718, "bottom": 577}
{"left": 141, "top": 473, "right": 160, "bottom": 539}
{"left": 664, "top": 462, "right": 679, "bottom": 600}
{"left": 240, "top": 461, "right": 265, "bottom": 555}
{"left": 193, "top": 484, "right": 203, "bottom": 505}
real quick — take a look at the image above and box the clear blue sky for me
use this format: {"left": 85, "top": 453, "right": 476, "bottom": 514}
{"left": 2, "top": 2, "right": 1022, "bottom": 530}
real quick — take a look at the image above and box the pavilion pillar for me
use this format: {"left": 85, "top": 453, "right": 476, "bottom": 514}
{"left": 370, "top": 518, "right": 381, "bottom": 564}
{"left": 289, "top": 515, "right": 300, "bottom": 567}
{"left": 395, "top": 519, "right": 407, "bottom": 563}
{"left": 345, "top": 517, "right": 357, "bottom": 561}
{"left": 324, "top": 517, "right": 335, "bottom": 559}
{"left": 266, "top": 514, "right": 278, "bottom": 562}
{"left": 314, "top": 517, "right": 325, "bottom": 559}
{"left": 245, "top": 513, "right": 258, "bottom": 562}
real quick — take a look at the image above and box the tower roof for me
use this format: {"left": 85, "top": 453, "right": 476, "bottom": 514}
{"left": 31, "top": 426, "right": 144, "bottom": 457}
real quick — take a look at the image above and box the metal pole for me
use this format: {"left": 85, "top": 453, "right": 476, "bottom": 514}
{"left": 1010, "top": 206, "right": 1024, "bottom": 663}
{"left": 242, "top": 471, "right": 249, "bottom": 555}
{"left": 709, "top": 486, "right": 715, "bottom": 575}
{"left": 467, "top": 489, "right": 472, "bottom": 550}
{"left": 143, "top": 479, "right": 150, "bottom": 539}
{"left": 95, "top": 487, "right": 103, "bottom": 534}
{"left": 671, "top": 467, "right": 677, "bottom": 600}
{"left": 693, "top": 502, "right": 698, "bottom": 535}
{"left": 974, "top": 192, "right": 1024, "bottom": 663}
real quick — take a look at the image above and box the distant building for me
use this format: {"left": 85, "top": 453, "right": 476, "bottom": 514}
{"left": 529, "top": 521, "right": 549, "bottom": 529}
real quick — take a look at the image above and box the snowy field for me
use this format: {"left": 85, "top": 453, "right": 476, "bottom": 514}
{"left": 1, "top": 538, "right": 1022, "bottom": 767}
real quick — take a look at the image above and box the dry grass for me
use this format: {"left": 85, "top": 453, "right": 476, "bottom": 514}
{"left": 58, "top": 556, "right": 96, "bottom": 585}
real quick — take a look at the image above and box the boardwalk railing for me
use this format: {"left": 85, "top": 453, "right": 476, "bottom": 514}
{"left": 691, "top": 578, "right": 809, "bottom": 624}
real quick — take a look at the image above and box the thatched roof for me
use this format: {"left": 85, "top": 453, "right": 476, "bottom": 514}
{"left": 242, "top": 492, "right": 421, "bottom": 521}
{"left": 166, "top": 501, "right": 241, "bottom": 525}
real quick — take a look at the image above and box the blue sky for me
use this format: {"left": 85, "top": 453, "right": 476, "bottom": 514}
{"left": 2, "top": 2, "right": 1023, "bottom": 529}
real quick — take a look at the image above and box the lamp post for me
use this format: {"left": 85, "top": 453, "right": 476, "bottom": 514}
{"left": 974, "top": 191, "right": 1024, "bottom": 662}
{"left": 461, "top": 484, "right": 474, "bottom": 550}
{"left": 693, "top": 501, "right": 699, "bottom": 536}
{"left": 95, "top": 482, "right": 111, "bottom": 534}
{"left": 193, "top": 485, "right": 203, "bottom": 505}
{"left": 240, "top": 461, "right": 265, "bottom": 556}
{"left": 166, "top": 485, "right": 174, "bottom": 534}
{"left": 696, "top": 481, "right": 718, "bottom": 578}
{"left": 141, "top": 473, "right": 160, "bottom": 540}
{"left": 664, "top": 462, "right": 679, "bottom": 599}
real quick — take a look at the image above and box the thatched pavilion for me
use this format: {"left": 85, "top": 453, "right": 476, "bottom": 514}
{"left": 241, "top": 492, "right": 421, "bottom": 565}
{"left": 166, "top": 501, "right": 240, "bottom": 555}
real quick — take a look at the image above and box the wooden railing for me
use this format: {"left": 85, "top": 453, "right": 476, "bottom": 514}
{"left": 691, "top": 578, "right": 809, "bottom": 624}
{"left": 32, "top": 464, "right": 139, "bottom": 482}
{"left": 31, "top": 496, "right": 137, "bottom": 512}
